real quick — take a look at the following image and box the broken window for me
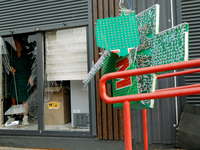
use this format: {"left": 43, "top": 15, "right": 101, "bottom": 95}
{"left": 0, "top": 33, "right": 38, "bottom": 130}
{"left": 0, "top": 27, "right": 90, "bottom": 132}
{"left": 44, "top": 27, "right": 90, "bottom": 131}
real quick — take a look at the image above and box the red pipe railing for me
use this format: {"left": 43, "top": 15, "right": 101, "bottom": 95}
{"left": 156, "top": 83, "right": 200, "bottom": 92}
{"left": 99, "top": 59, "right": 200, "bottom": 104}
{"left": 142, "top": 109, "right": 148, "bottom": 150}
{"left": 157, "top": 68, "right": 200, "bottom": 79}
{"left": 99, "top": 58, "right": 200, "bottom": 150}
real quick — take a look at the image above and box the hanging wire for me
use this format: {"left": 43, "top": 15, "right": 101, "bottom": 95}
{"left": 119, "top": 0, "right": 124, "bottom": 10}
{"left": 126, "top": 0, "right": 132, "bottom": 11}
{"left": 131, "top": 0, "right": 132, "bottom": 11}
{"left": 119, "top": 0, "right": 133, "bottom": 16}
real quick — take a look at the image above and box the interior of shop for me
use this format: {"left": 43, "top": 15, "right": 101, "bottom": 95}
{"left": 0, "top": 31, "right": 90, "bottom": 131}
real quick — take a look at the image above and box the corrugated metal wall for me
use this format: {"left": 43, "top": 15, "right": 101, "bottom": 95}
{"left": 0, "top": 0, "right": 89, "bottom": 36}
{"left": 181, "top": 0, "right": 200, "bottom": 105}
{"left": 124, "top": 0, "right": 181, "bottom": 143}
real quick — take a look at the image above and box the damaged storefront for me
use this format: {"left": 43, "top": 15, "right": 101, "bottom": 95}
{"left": 1, "top": 28, "right": 91, "bottom": 131}
{"left": 1, "top": 0, "right": 198, "bottom": 149}
{"left": 0, "top": 0, "right": 96, "bottom": 141}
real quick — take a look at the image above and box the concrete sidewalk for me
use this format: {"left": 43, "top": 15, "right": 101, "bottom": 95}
{"left": 0, "top": 147, "right": 65, "bottom": 150}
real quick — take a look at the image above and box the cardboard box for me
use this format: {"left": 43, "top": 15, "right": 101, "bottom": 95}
{"left": 45, "top": 87, "right": 71, "bottom": 125}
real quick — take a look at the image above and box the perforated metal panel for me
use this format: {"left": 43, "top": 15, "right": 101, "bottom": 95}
{"left": 0, "top": 0, "right": 89, "bottom": 36}
{"left": 181, "top": 0, "right": 200, "bottom": 105}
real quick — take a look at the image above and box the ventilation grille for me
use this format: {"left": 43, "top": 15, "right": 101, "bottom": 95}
{"left": 181, "top": 0, "right": 200, "bottom": 105}
{"left": 0, "top": 0, "right": 89, "bottom": 35}
{"left": 74, "top": 113, "right": 89, "bottom": 128}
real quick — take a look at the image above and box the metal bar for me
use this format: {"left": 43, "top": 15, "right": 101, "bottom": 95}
{"left": 88, "top": 0, "right": 97, "bottom": 136}
{"left": 156, "top": 83, "right": 200, "bottom": 92}
{"left": 102, "top": 85, "right": 200, "bottom": 104}
{"left": 99, "top": 58, "right": 200, "bottom": 104}
{"left": 36, "top": 32, "right": 44, "bottom": 132}
{"left": 0, "top": 20, "right": 89, "bottom": 36}
{"left": 157, "top": 68, "right": 200, "bottom": 79}
{"left": 142, "top": 109, "right": 148, "bottom": 150}
{"left": 123, "top": 101, "right": 132, "bottom": 150}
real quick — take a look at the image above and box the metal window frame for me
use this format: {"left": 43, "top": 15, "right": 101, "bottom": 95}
{"left": 0, "top": 0, "right": 96, "bottom": 137}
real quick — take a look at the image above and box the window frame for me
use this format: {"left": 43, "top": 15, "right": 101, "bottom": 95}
{"left": 0, "top": 25, "right": 96, "bottom": 137}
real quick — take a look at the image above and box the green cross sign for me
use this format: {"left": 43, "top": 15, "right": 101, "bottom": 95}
{"left": 111, "top": 4, "right": 160, "bottom": 110}
{"left": 83, "top": 4, "right": 189, "bottom": 110}
{"left": 114, "top": 5, "right": 188, "bottom": 110}
{"left": 95, "top": 12, "right": 140, "bottom": 56}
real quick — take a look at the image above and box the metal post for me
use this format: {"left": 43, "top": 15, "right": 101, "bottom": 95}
{"left": 123, "top": 101, "right": 132, "bottom": 150}
{"left": 142, "top": 109, "right": 148, "bottom": 150}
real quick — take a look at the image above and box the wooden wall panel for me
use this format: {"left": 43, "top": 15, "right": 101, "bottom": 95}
{"left": 98, "top": 0, "right": 108, "bottom": 140}
{"left": 93, "top": 0, "right": 102, "bottom": 139}
{"left": 92, "top": 0, "right": 124, "bottom": 140}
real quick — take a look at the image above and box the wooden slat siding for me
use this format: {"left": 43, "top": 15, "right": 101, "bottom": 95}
{"left": 115, "top": 0, "right": 120, "bottom": 17}
{"left": 113, "top": 108, "right": 119, "bottom": 139}
{"left": 114, "top": 0, "right": 124, "bottom": 140}
{"left": 98, "top": 0, "right": 108, "bottom": 140}
{"left": 104, "top": 0, "right": 114, "bottom": 140}
{"left": 93, "top": 0, "right": 102, "bottom": 139}
{"left": 119, "top": 109, "right": 124, "bottom": 140}
{"left": 109, "top": 0, "right": 115, "bottom": 17}
{"left": 107, "top": 0, "right": 116, "bottom": 140}
{"left": 107, "top": 84, "right": 113, "bottom": 139}
{"left": 93, "top": 0, "right": 125, "bottom": 140}
{"left": 112, "top": 0, "right": 120, "bottom": 140}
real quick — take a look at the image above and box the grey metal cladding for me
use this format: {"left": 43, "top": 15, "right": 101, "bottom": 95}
{"left": 181, "top": 0, "right": 200, "bottom": 105}
{"left": 0, "top": 0, "right": 89, "bottom": 36}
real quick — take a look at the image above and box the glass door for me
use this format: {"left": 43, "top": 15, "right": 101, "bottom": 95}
{"left": 0, "top": 33, "right": 38, "bottom": 130}
{"left": 44, "top": 27, "right": 90, "bottom": 131}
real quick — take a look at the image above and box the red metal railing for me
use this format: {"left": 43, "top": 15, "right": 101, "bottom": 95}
{"left": 99, "top": 58, "right": 200, "bottom": 150}
{"left": 157, "top": 68, "right": 200, "bottom": 79}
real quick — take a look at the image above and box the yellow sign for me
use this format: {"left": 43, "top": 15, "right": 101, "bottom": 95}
{"left": 47, "top": 102, "right": 60, "bottom": 109}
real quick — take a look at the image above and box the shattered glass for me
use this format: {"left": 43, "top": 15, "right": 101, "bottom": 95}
{"left": 0, "top": 34, "right": 38, "bottom": 130}
{"left": 44, "top": 27, "right": 90, "bottom": 131}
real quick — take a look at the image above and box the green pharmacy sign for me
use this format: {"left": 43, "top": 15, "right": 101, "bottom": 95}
{"left": 83, "top": 4, "right": 189, "bottom": 111}
{"left": 113, "top": 4, "right": 160, "bottom": 110}
{"left": 95, "top": 12, "right": 140, "bottom": 57}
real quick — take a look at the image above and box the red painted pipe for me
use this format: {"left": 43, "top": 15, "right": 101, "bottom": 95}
{"left": 142, "top": 109, "right": 148, "bottom": 150}
{"left": 123, "top": 101, "right": 132, "bottom": 150}
{"left": 100, "top": 83, "right": 200, "bottom": 104}
{"left": 156, "top": 83, "right": 200, "bottom": 92}
{"left": 157, "top": 68, "right": 200, "bottom": 79}
{"left": 100, "top": 59, "right": 200, "bottom": 82}
{"left": 99, "top": 59, "right": 200, "bottom": 150}
{"left": 99, "top": 59, "right": 200, "bottom": 104}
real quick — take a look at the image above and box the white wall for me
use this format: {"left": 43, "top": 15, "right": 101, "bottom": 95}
{"left": 70, "top": 80, "right": 89, "bottom": 127}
